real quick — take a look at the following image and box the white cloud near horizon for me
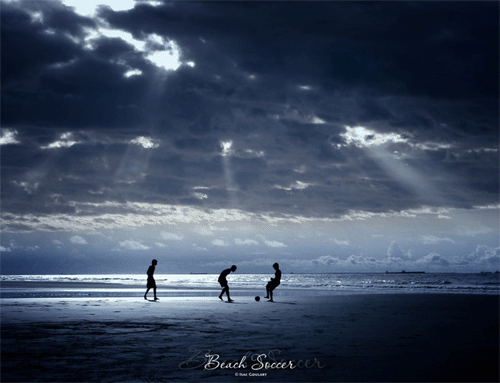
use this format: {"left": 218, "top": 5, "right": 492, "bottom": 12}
{"left": 275, "top": 244, "right": 500, "bottom": 272}
{"left": 264, "top": 240, "right": 287, "bottom": 248}
{"left": 212, "top": 239, "right": 229, "bottom": 247}
{"left": 2, "top": 202, "right": 497, "bottom": 233}
{"left": 119, "top": 240, "right": 149, "bottom": 250}
{"left": 70, "top": 235, "right": 87, "bottom": 245}
{"left": 421, "top": 235, "right": 455, "bottom": 245}
{"left": 332, "top": 238, "right": 349, "bottom": 246}
{"left": 387, "top": 241, "right": 412, "bottom": 261}
{"left": 235, "top": 238, "right": 259, "bottom": 245}
{"left": 161, "top": 232, "right": 183, "bottom": 241}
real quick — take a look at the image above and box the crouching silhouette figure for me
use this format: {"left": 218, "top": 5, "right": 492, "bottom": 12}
{"left": 218, "top": 265, "right": 237, "bottom": 302}
{"left": 264, "top": 262, "right": 281, "bottom": 302}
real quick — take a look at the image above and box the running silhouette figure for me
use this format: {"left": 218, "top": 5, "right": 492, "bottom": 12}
{"left": 218, "top": 265, "right": 237, "bottom": 302}
{"left": 264, "top": 262, "right": 281, "bottom": 302}
{"left": 144, "top": 259, "right": 159, "bottom": 300}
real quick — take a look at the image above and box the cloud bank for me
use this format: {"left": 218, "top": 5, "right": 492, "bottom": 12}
{"left": 1, "top": 0, "right": 498, "bottom": 274}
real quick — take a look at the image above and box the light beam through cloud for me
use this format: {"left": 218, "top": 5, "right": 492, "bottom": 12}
{"left": 220, "top": 140, "right": 238, "bottom": 208}
{"left": 341, "top": 126, "right": 447, "bottom": 206}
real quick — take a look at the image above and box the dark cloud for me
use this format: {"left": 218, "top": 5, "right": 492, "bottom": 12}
{"left": 1, "top": 4, "right": 85, "bottom": 86}
{"left": 104, "top": 1, "right": 498, "bottom": 97}
{"left": 1, "top": 1, "right": 498, "bottom": 233}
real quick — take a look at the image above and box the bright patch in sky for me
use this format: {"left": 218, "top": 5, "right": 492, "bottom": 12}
{"left": 341, "top": 126, "right": 408, "bottom": 148}
{"left": 310, "top": 115, "right": 326, "bottom": 124}
{"left": 274, "top": 181, "right": 313, "bottom": 191}
{"left": 220, "top": 140, "right": 238, "bottom": 206}
{"left": 243, "top": 149, "right": 265, "bottom": 158}
{"left": 146, "top": 44, "right": 182, "bottom": 71}
{"left": 61, "top": 0, "right": 140, "bottom": 16}
{"left": 130, "top": 136, "right": 160, "bottom": 149}
{"left": 83, "top": 27, "right": 183, "bottom": 71}
{"left": 212, "top": 239, "right": 228, "bottom": 247}
{"left": 58, "top": 1, "right": 185, "bottom": 72}
{"left": 193, "top": 192, "right": 208, "bottom": 200}
{"left": 264, "top": 240, "right": 287, "bottom": 248}
{"left": 28, "top": 10, "right": 44, "bottom": 23}
{"left": 416, "top": 142, "right": 454, "bottom": 151}
{"left": 0, "top": 129, "right": 20, "bottom": 145}
{"left": 235, "top": 238, "right": 259, "bottom": 246}
{"left": 124, "top": 69, "right": 142, "bottom": 78}
{"left": 41, "top": 133, "right": 80, "bottom": 149}
{"left": 221, "top": 141, "right": 233, "bottom": 156}
{"left": 119, "top": 240, "right": 149, "bottom": 250}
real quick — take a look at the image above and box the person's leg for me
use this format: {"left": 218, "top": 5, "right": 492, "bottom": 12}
{"left": 264, "top": 283, "right": 270, "bottom": 298}
{"left": 219, "top": 286, "right": 226, "bottom": 300}
{"left": 153, "top": 285, "right": 158, "bottom": 300}
{"left": 267, "top": 283, "right": 277, "bottom": 301}
{"left": 144, "top": 288, "right": 150, "bottom": 299}
{"left": 226, "top": 286, "right": 233, "bottom": 302}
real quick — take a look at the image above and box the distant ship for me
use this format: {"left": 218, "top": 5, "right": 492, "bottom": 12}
{"left": 385, "top": 270, "right": 425, "bottom": 274}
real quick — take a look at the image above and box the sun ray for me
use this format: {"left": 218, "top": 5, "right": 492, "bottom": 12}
{"left": 341, "top": 126, "right": 446, "bottom": 205}
{"left": 220, "top": 140, "right": 238, "bottom": 208}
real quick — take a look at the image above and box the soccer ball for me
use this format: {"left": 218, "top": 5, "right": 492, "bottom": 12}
{"left": 255, "top": 296, "right": 260, "bottom": 301}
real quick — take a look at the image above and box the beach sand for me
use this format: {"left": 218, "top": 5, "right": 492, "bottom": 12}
{"left": 1, "top": 291, "right": 498, "bottom": 382}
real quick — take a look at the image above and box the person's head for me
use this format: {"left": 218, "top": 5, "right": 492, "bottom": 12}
{"left": 273, "top": 262, "right": 279, "bottom": 270}
{"left": 152, "top": 259, "right": 158, "bottom": 266}
{"left": 230, "top": 265, "right": 237, "bottom": 272}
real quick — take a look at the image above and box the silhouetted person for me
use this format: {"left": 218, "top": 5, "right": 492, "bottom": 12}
{"left": 144, "top": 259, "right": 159, "bottom": 300}
{"left": 264, "top": 262, "right": 281, "bottom": 302}
{"left": 218, "top": 265, "right": 237, "bottom": 302}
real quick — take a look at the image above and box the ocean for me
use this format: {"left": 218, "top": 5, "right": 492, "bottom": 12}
{"left": 1, "top": 272, "right": 499, "bottom": 298}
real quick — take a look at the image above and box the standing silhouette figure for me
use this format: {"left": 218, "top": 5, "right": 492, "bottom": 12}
{"left": 218, "top": 265, "right": 237, "bottom": 302}
{"left": 144, "top": 259, "right": 159, "bottom": 300}
{"left": 264, "top": 262, "right": 281, "bottom": 302}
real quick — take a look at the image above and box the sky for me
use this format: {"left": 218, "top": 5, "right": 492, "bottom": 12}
{"left": 1, "top": 0, "right": 499, "bottom": 274}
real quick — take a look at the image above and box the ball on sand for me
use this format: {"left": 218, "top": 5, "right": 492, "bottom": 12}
{"left": 255, "top": 296, "right": 260, "bottom": 301}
